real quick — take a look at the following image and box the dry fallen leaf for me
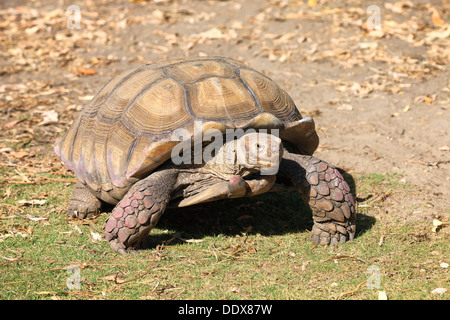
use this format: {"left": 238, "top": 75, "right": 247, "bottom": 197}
{"left": 101, "top": 274, "right": 126, "bottom": 284}
{"left": 34, "top": 291, "right": 58, "bottom": 295}
{"left": 378, "top": 291, "right": 388, "bottom": 300}
{"left": 415, "top": 95, "right": 436, "bottom": 104}
{"left": 4, "top": 119, "right": 25, "bottom": 129}
{"left": 426, "top": 26, "right": 450, "bottom": 41}
{"left": 301, "top": 261, "right": 310, "bottom": 271}
{"left": 431, "top": 288, "right": 447, "bottom": 295}
{"left": 17, "top": 199, "right": 47, "bottom": 206}
{"left": 77, "top": 66, "right": 97, "bottom": 75}
{"left": 79, "top": 95, "right": 95, "bottom": 101}
{"left": 384, "top": 1, "right": 413, "bottom": 14}
{"left": 10, "top": 151, "right": 29, "bottom": 159}
{"left": 73, "top": 225, "right": 83, "bottom": 234}
{"left": 423, "top": 96, "right": 433, "bottom": 103}
{"left": 428, "top": 6, "right": 446, "bottom": 27}
{"left": 182, "top": 238, "right": 204, "bottom": 243}
{"left": 337, "top": 104, "right": 353, "bottom": 111}
{"left": 23, "top": 214, "right": 48, "bottom": 221}
{"left": 90, "top": 231, "right": 103, "bottom": 242}
{"left": 432, "top": 219, "right": 449, "bottom": 233}
{"left": 194, "top": 27, "right": 223, "bottom": 40}
{"left": 378, "top": 235, "right": 385, "bottom": 246}
{"left": 37, "top": 109, "right": 59, "bottom": 126}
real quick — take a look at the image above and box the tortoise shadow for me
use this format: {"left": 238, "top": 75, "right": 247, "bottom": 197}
{"left": 145, "top": 168, "right": 376, "bottom": 248}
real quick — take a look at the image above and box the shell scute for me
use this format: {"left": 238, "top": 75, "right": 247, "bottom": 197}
{"left": 96, "top": 68, "right": 165, "bottom": 123}
{"left": 122, "top": 78, "right": 191, "bottom": 135}
{"left": 239, "top": 68, "right": 300, "bottom": 122}
{"left": 188, "top": 77, "right": 258, "bottom": 125}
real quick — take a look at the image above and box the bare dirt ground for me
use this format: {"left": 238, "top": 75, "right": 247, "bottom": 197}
{"left": 1, "top": 0, "right": 449, "bottom": 223}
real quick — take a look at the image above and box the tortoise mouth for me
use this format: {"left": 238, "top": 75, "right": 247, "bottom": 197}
{"left": 255, "top": 160, "right": 280, "bottom": 175}
{"left": 174, "top": 174, "right": 276, "bottom": 208}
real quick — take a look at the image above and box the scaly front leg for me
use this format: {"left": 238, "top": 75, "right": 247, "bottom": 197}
{"left": 104, "top": 170, "right": 178, "bottom": 254}
{"left": 278, "top": 151, "right": 356, "bottom": 245}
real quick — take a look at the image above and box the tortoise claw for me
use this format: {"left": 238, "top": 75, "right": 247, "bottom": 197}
{"left": 68, "top": 181, "right": 102, "bottom": 219}
{"left": 310, "top": 222, "right": 355, "bottom": 246}
{"left": 330, "top": 236, "right": 338, "bottom": 246}
{"left": 117, "top": 248, "right": 127, "bottom": 256}
{"left": 310, "top": 233, "right": 319, "bottom": 245}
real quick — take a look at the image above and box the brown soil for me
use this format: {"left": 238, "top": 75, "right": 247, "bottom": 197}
{"left": 1, "top": 0, "right": 448, "bottom": 221}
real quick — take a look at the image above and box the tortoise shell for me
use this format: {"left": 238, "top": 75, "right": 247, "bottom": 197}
{"left": 55, "top": 57, "right": 318, "bottom": 204}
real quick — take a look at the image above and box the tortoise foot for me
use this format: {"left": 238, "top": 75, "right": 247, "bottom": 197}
{"left": 310, "top": 221, "right": 356, "bottom": 246}
{"left": 279, "top": 152, "right": 357, "bottom": 245}
{"left": 68, "top": 181, "right": 102, "bottom": 219}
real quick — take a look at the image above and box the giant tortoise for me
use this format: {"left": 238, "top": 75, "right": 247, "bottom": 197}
{"left": 55, "top": 57, "right": 356, "bottom": 254}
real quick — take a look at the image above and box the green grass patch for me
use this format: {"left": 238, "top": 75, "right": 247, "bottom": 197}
{"left": 0, "top": 172, "right": 448, "bottom": 300}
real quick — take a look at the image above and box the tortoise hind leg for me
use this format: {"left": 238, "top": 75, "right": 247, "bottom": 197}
{"left": 104, "top": 170, "right": 178, "bottom": 255}
{"left": 68, "top": 181, "right": 102, "bottom": 219}
{"left": 278, "top": 151, "right": 356, "bottom": 245}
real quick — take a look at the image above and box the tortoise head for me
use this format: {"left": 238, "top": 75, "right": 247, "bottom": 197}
{"left": 236, "top": 132, "right": 283, "bottom": 175}
{"left": 177, "top": 131, "right": 282, "bottom": 208}
{"left": 208, "top": 131, "right": 283, "bottom": 177}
